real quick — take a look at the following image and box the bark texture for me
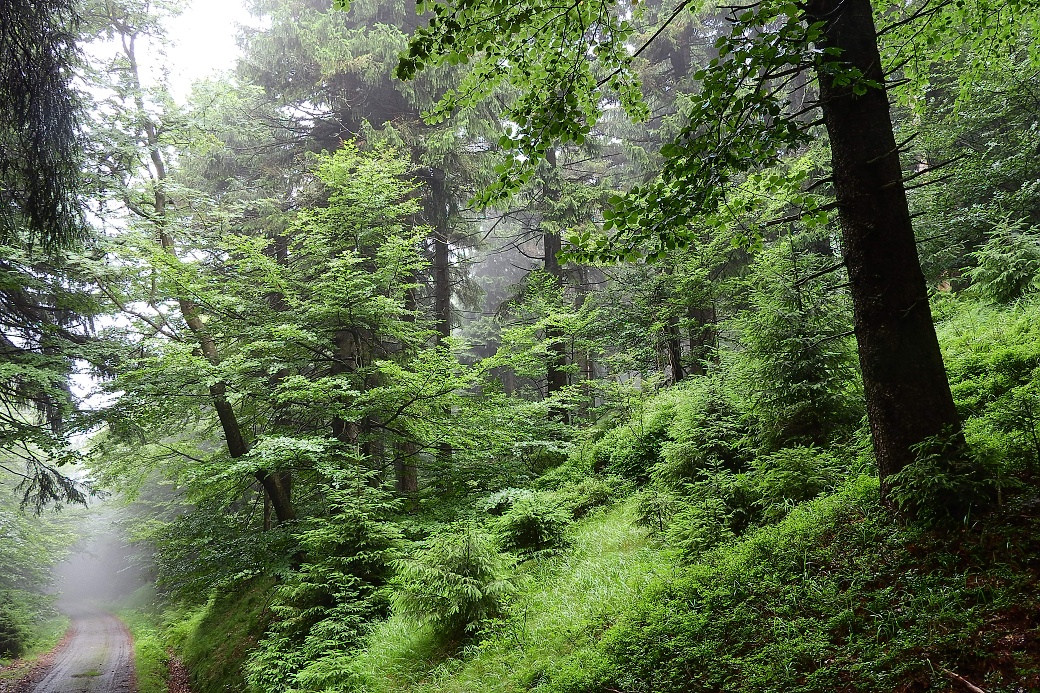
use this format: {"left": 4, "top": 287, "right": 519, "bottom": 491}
{"left": 806, "top": 0, "right": 964, "bottom": 497}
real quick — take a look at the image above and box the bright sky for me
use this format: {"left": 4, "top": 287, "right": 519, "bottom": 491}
{"left": 165, "top": 0, "right": 255, "bottom": 99}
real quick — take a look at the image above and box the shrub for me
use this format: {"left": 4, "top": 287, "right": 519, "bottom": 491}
{"left": 656, "top": 382, "right": 752, "bottom": 485}
{"left": 887, "top": 434, "right": 999, "bottom": 526}
{"left": 392, "top": 526, "right": 512, "bottom": 640}
{"left": 965, "top": 216, "right": 1040, "bottom": 304}
{"left": 244, "top": 487, "right": 400, "bottom": 692}
{"left": 735, "top": 241, "right": 863, "bottom": 450}
{"left": 480, "top": 487, "right": 534, "bottom": 516}
{"left": 0, "top": 603, "right": 25, "bottom": 658}
{"left": 495, "top": 492, "right": 571, "bottom": 555}
{"left": 591, "top": 394, "right": 679, "bottom": 482}
{"left": 557, "top": 475, "right": 630, "bottom": 519}
{"left": 750, "top": 447, "right": 843, "bottom": 523}
{"left": 664, "top": 497, "right": 735, "bottom": 559}
{"left": 635, "top": 485, "right": 681, "bottom": 535}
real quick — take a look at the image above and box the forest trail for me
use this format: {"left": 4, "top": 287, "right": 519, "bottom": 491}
{"left": 28, "top": 613, "right": 135, "bottom": 693}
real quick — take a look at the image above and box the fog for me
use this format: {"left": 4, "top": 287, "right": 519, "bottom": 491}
{"left": 51, "top": 502, "right": 151, "bottom": 616}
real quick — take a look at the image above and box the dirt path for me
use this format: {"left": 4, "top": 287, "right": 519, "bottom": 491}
{"left": 26, "top": 613, "right": 135, "bottom": 693}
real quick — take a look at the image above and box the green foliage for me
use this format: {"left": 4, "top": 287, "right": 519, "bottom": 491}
{"left": 116, "top": 606, "right": 170, "bottom": 693}
{"left": 966, "top": 217, "right": 1040, "bottom": 304}
{"left": 663, "top": 496, "right": 735, "bottom": 560}
{"left": 494, "top": 492, "right": 570, "bottom": 556}
{"left": 0, "top": 0, "right": 84, "bottom": 247}
{"left": 940, "top": 298, "right": 1040, "bottom": 470}
{"left": 546, "top": 476, "right": 1040, "bottom": 693}
{"left": 392, "top": 526, "right": 512, "bottom": 640}
{"left": 887, "top": 434, "right": 998, "bottom": 526}
{"left": 0, "top": 489, "right": 74, "bottom": 658}
{"left": 0, "top": 594, "right": 32, "bottom": 658}
{"left": 749, "top": 447, "right": 844, "bottom": 523}
{"left": 655, "top": 380, "right": 752, "bottom": 485}
{"left": 350, "top": 499, "right": 664, "bottom": 693}
{"left": 555, "top": 475, "right": 628, "bottom": 519}
{"left": 591, "top": 392, "right": 679, "bottom": 482}
{"left": 735, "top": 242, "right": 862, "bottom": 450}
{"left": 244, "top": 483, "right": 400, "bottom": 692}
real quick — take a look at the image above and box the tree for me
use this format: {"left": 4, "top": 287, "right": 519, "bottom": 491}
{"left": 0, "top": 0, "right": 94, "bottom": 510}
{"left": 0, "top": 0, "right": 84, "bottom": 248}
{"left": 390, "top": 0, "right": 1035, "bottom": 504}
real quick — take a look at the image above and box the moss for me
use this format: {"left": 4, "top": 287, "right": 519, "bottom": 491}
{"left": 179, "top": 577, "right": 277, "bottom": 693}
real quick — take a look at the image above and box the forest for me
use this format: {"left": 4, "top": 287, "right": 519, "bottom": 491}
{"left": 2, "top": 0, "right": 1040, "bottom": 690}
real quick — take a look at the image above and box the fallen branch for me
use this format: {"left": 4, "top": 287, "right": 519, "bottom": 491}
{"left": 941, "top": 668, "right": 987, "bottom": 693}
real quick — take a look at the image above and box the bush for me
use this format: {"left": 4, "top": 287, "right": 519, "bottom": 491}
{"left": 0, "top": 590, "right": 48, "bottom": 660}
{"left": 735, "top": 241, "right": 863, "bottom": 449}
{"left": 966, "top": 216, "right": 1040, "bottom": 304}
{"left": 656, "top": 382, "right": 752, "bottom": 485}
{"left": 664, "top": 497, "right": 735, "bottom": 559}
{"left": 887, "top": 435, "right": 999, "bottom": 526}
{"left": 495, "top": 492, "right": 571, "bottom": 555}
{"left": 392, "top": 526, "right": 512, "bottom": 640}
{"left": 244, "top": 486, "right": 400, "bottom": 692}
{"left": 749, "top": 447, "right": 844, "bottom": 523}
{"left": 0, "top": 604, "right": 25, "bottom": 658}
{"left": 591, "top": 394, "right": 679, "bottom": 482}
{"left": 557, "top": 475, "right": 630, "bottom": 518}
{"left": 635, "top": 485, "right": 681, "bottom": 535}
{"left": 480, "top": 487, "right": 534, "bottom": 516}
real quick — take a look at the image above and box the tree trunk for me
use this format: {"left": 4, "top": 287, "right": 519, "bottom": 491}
{"left": 542, "top": 148, "right": 569, "bottom": 419}
{"left": 428, "top": 170, "right": 453, "bottom": 341}
{"left": 394, "top": 285, "right": 420, "bottom": 497}
{"left": 423, "top": 169, "right": 455, "bottom": 472}
{"left": 687, "top": 304, "right": 716, "bottom": 376}
{"left": 544, "top": 226, "right": 568, "bottom": 399}
{"left": 806, "top": 0, "right": 964, "bottom": 498}
{"left": 665, "top": 318, "right": 684, "bottom": 384}
{"left": 394, "top": 440, "right": 419, "bottom": 496}
{"left": 123, "top": 32, "right": 295, "bottom": 525}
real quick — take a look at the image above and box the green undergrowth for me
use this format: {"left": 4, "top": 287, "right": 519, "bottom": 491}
{"left": 176, "top": 473, "right": 1040, "bottom": 693}
{"left": 544, "top": 475, "right": 1040, "bottom": 693}
{"left": 177, "top": 576, "right": 277, "bottom": 693}
{"left": 118, "top": 611, "right": 168, "bottom": 693}
{"left": 110, "top": 586, "right": 175, "bottom": 693}
{"left": 351, "top": 498, "right": 665, "bottom": 693}
{"left": 0, "top": 613, "right": 68, "bottom": 678}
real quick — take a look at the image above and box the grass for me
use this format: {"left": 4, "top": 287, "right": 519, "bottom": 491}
{"left": 544, "top": 475, "right": 1040, "bottom": 693}
{"left": 351, "top": 498, "right": 668, "bottom": 693}
{"left": 169, "top": 468, "right": 1040, "bottom": 693}
{"left": 178, "top": 576, "right": 277, "bottom": 693}
{"left": 114, "top": 587, "right": 172, "bottom": 693}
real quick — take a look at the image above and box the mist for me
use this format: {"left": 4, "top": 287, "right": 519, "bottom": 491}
{"left": 50, "top": 502, "right": 152, "bottom": 617}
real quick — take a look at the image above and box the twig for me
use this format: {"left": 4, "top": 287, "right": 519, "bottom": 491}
{"left": 794, "top": 260, "right": 846, "bottom": 286}
{"left": 940, "top": 668, "right": 987, "bottom": 693}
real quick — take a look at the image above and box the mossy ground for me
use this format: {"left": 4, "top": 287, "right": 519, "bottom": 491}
{"left": 177, "top": 577, "right": 277, "bottom": 693}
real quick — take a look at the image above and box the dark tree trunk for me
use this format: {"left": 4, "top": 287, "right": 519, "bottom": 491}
{"left": 665, "top": 318, "right": 684, "bottom": 384}
{"left": 428, "top": 170, "right": 453, "bottom": 342}
{"left": 423, "top": 169, "right": 455, "bottom": 471}
{"left": 542, "top": 148, "right": 568, "bottom": 419}
{"left": 806, "top": 0, "right": 964, "bottom": 498}
{"left": 394, "top": 440, "right": 419, "bottom": 496}
{"left": 543, "top": 227, "right": 568, "bottom": 399}
{"left": 124, "top": 33, "right": 297, "bottom": 526}
{"left": 394, "top": 286, "right": 420, "bottom": 497}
